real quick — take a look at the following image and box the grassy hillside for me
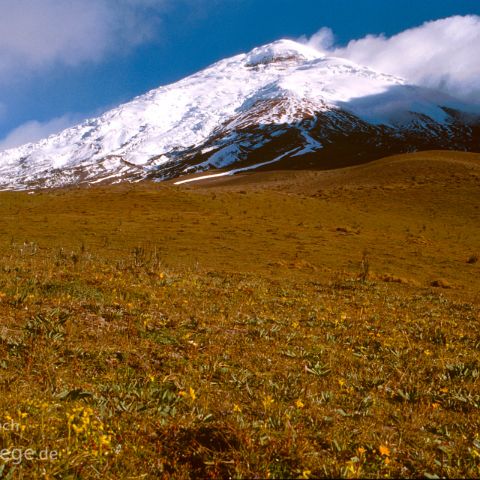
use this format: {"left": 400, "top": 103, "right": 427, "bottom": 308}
{"left": 0, "top": 151, "right": 479, "bottom": 478}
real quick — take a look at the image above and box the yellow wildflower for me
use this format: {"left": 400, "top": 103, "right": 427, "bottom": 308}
{"left": 295, "top": 399, "right": 305, "bottom": 409}
{"left": 72, "top": 424, "right": 83, "bottom": 434}
{"left": 379, "top": 445, "right": 390, "bottom": 457}
{"left": 262, "top": 395, "right": 274, "bottom": 410}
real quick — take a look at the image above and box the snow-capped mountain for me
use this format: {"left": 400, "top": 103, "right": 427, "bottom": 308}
{"left": 0, "top": 39, "right": 479, "bottom": 189}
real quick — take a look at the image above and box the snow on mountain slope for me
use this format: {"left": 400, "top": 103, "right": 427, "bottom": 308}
{"left": 0, "top": 39, "right": 478, "bottom": 190}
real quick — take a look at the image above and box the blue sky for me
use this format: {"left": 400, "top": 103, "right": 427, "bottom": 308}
{"left": 0, "top": 0, "right": 479, "bottom": 150}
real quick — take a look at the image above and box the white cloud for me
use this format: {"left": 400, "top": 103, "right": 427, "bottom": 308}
{"left": 303, "top": 15, "right": 480, "bottom": 104}
{"left": 0, "top": 115, "right": 78, "bottom": 151}
{"left": 300, "top": 27, "right": 334, "bottom": 53}
{"left": 0, "top": 0, "right": 169, "bottom": 80}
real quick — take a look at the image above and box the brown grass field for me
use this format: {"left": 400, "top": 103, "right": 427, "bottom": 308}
{"left": 0, "top": 150, "right": 479, "bottom": 478}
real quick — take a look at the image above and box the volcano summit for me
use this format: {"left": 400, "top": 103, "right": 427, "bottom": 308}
{"left": 0, "top": 39, "right": 478, "bottom": 190}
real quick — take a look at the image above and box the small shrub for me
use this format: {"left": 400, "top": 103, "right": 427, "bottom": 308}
{"left": 467, "top": 254, "right": 478, "bottom": 264}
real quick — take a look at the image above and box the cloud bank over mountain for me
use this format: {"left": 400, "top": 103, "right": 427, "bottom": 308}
{"left": 302, "top": 15, "right": 480, "bottom": 104}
